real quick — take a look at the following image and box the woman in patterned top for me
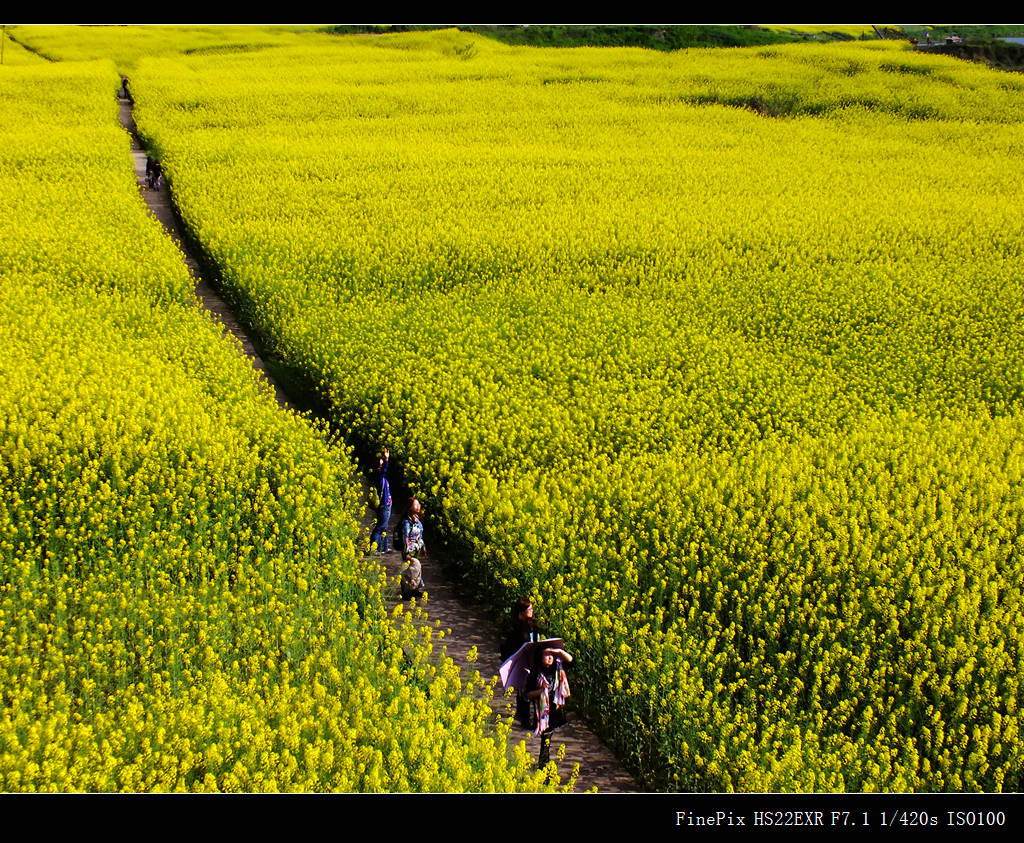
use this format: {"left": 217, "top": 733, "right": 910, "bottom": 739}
{"left": 527, "top": 645, "right": 573, "bottom": 767}
{"left": 399, "top": 497, "right": 426, "bottom": 559}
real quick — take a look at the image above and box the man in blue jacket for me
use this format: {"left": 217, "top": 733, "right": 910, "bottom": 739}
{"left": 369, "top": 447, "right": 392, "bottom": 554}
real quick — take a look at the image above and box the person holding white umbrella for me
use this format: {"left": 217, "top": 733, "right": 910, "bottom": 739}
{"left": 526, "top": 644, "right": 573, "bottom": 768}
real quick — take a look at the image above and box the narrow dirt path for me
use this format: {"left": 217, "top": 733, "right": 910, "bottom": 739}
{"left": 118, "top": 89, "right": 639, "bottom": 793}
{"left": 118, "top": 93, "right": 294, "bottom": 412}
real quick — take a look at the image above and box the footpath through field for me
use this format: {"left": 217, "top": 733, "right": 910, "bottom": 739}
{"left": 118, "top": 90, "right": 638, "bottom": 793}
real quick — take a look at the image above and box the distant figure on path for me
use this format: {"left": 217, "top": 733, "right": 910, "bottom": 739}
{"left": 369, "top": 448, "right": 392, "bottom": 554}
{"left": 146, "top": 157, "right": 162, "bottom": 191}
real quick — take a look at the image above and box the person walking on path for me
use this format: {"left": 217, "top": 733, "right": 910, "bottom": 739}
{"left": 501, "top": 597, "right": 542, "bottom": 661}
{"left": 369, "top": 448, "right": 392, "bottom": 554}
{"left": 527, "top": 645, "right": 573, "bottom": 768}
{"left": 145, "top": 156, "right": 162, "bottom": 191}
{"left": 398, "top": 497, "right": 426, "bottom": 559}
{"left": 397, "top": 496, "right": 427, "bottom": 600}
{"left": 501, "top": 597, "right": 543, "bottom": 729}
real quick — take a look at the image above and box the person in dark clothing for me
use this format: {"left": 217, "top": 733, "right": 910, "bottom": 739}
{"left": 369, "top": 448, "right": 392, "bottom": 554}
{"left": 501, "top": 597, "right": 541, "bottom": 662}
{"left": 501, "top": 597, "right": 543, "bottom": 729}
{"left": 145, "top": 157, "right": 163, "bottom": 190}
{"left": 527, "top": 645, "right": 573, "bottom": 767}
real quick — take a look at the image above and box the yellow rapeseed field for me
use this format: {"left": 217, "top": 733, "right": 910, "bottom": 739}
{"left": 10, "top": 25, "right": 1024, "bottom": 791}
{"left": 0, "top": 56, "right": 554, "bottom": 792}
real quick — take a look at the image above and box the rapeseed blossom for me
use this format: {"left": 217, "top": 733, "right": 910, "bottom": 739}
{"left": 13, "top": 25, "right": 1023, "bottom": 791}
{"left": 0, "top": 58, "right": 551, "bottom": 793}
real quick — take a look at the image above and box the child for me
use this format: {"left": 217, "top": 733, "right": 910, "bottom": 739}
{"left": 400, "top": 556, "right": 425, "bottom": 600}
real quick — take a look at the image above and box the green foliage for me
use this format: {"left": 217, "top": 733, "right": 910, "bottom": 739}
{"left": 465, "top": 25, "right": 801, "bottom": 51}
{"left": 923, "top": 41, "right": 1024, "bottom": 73}
{"left": 321, "top": 25, "right": 802, "bottom": 50}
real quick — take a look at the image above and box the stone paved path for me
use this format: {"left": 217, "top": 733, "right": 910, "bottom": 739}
{"left": 118, "top": 89, "right": 640, "bottom": 793}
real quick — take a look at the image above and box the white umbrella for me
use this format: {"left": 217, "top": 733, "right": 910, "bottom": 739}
{"left": 499, "top": 637, "right": 564, "bottom": 690}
